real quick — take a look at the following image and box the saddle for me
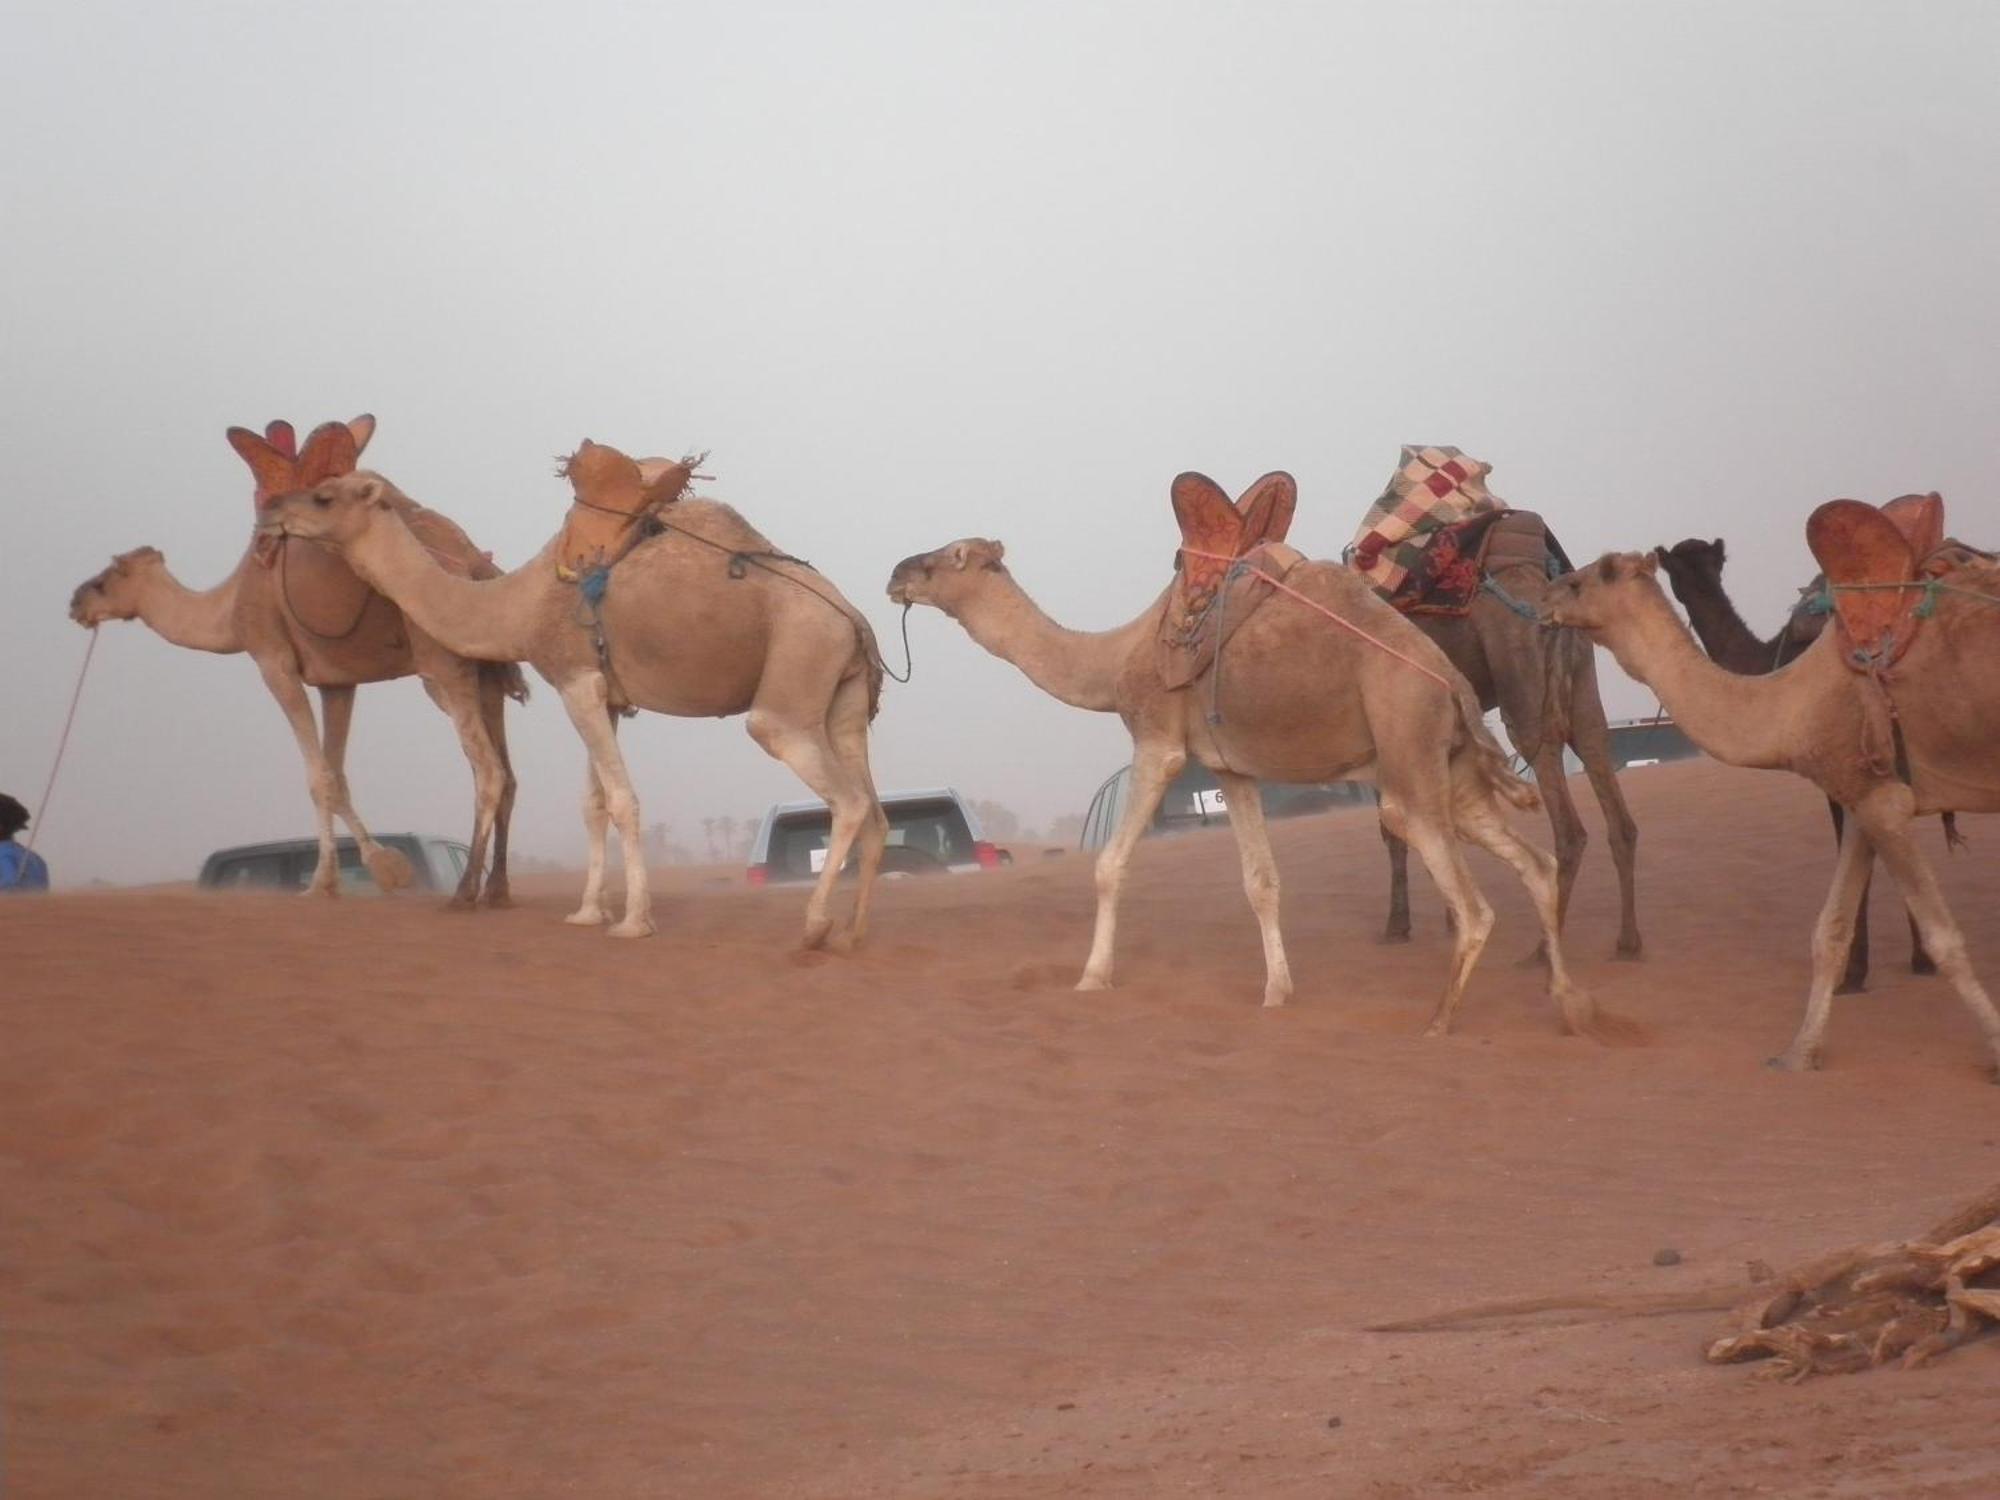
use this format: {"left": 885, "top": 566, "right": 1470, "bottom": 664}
{"left": 555, "top": 439, "right": 697, "bottom": 580}
{"left": 1157, "top": 470, "right": 1301, "bottom": 690}
{"left": 1805, "top": 492, "right": 1946, "bottom": 671}
{"left": 226, "top": 414, "right": 507, "bottom": 637}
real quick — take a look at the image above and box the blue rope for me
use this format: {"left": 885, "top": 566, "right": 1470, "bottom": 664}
{"left": 578, "top": 564, "right": 611, "bottom": 608}
{"left": 1480, "top": 573, "right": 1542, "bottom": 622}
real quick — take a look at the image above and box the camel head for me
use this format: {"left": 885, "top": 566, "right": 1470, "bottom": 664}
{"left": 886, "top": 539, "right": 1008, "bottom": 616}
{"left": 261, "top": 472, "right": 399, "bottom": 552}
{"left": 69, "top": 546, "right": 166, "bottom": 626}
{"left": 1542, "top": 552, "right": 1661, "bottom": 631}
{"left": 1650, "top": 537, "right": 1726, "bottom": 608}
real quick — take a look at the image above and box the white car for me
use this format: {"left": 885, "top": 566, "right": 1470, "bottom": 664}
{"left": 746, "top": 787, "right": 1008, "bottom": 885}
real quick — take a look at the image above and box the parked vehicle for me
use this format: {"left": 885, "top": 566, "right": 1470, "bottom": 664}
{"left": 1077, "top": 762, "right": 1374, "bottom": 852}
{"left": 747, "top": 788, "right": 1008, "bottom": 885}
{"left": 198, "top": 834, "right": 472, "bottom": 893}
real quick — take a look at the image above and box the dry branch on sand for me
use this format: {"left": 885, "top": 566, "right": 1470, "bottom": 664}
{"left": 1706, "top": 1183, "right": 2000, "bottom": 1381}
{"left": 1369, "top": 1182, "right": 2000, "bottom": 1382}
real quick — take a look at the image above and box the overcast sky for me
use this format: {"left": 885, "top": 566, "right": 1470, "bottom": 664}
{"left": 4, "top": 0, "right": 1995, "bottom": 884}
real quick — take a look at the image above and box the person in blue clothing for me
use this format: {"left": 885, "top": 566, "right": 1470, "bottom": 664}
{"left": 0, "top": 793, "right": 50, "bottom": 892}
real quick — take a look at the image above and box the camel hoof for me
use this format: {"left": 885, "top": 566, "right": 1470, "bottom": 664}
{"left": 1765, "top": 1051, "right": 1821, "bottom": 1074}
{"left": 1422, "top": 1021, "right": 1452, "bottom": 1040}
{"left": 1513, "top": 945, "right": 1551, "bottom": 971}
{"left": 1261, "top": 991, "right": 1290, "bottom": 1009}
{"left": 1834, "top": 979, "right": 1868, "bottom": 997}
{"left": 1911, "top": 956, "right": 1939, "bottom": 977}
{"left": 480, "top": 891, "right": 514, "bottom": 911}
{"left": 1075, "top": 974, "right": 1113, "bottom": 992}
{"left": 1379, "top": 929, "right": 1412, "bottom": 946}
{"left": 799, "top": 919, "right": 835, "bottom": 952}
{"left": 564, "top": 908, "right": 609, "bottom": 927}
{"left": 606, "top": 917, "right": 656, "bottom": 939}
{"left": 301, "top": 882, "right": 338, "bottom": 899}
{"left": 441, "top": 896, "right": 479, "bottom": 914}
{"left": 1613, "top": 940, "right": 1643, "bottom": 962}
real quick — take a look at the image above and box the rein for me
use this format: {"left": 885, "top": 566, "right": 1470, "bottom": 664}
{"left": 30, "top": 628, "right": 98, "bottom": 852}
{"left": 1178, "top": 547, "right": 1457, "bottom": 697}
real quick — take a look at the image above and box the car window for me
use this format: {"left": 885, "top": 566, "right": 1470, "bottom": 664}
{"left": 883, "top": 799, "right": 976, "bottom": 863}
{"left": 769, "top": 813, "right": 833, "bottom": 877}
{"left": 212, "top": 852, "right": 297, "bottom": 890}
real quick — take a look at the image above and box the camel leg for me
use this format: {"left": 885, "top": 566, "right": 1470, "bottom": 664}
{"left": 1078, "top": 743, "right": 1183, "bottom": 992}
{"left": 557, "top": 675, "right": 653, "bottom": 938}
{"left": 1216, "top": 771, "right": 1292, "bottom": 1007}
{"left": 1517, "top": 736, "right": 1587, "bottom": 968}
{"left": 1849, "top": 791, "right": 2000, "bottom": 1079}
{"left": 1828, "top": 799, "right": 1872, "bottom": 994}
{"left": 824, "top": 672, "right": 889, "bottom": 950}
{"left": 313, "top": 683, "right": 413, "bottom": 893}
{"left": 1568, "top": 671, "right": 1641, "bottom": 958}
{"left": 565, "top": 711, "right": 620, "bottom": 927}
{"left": 746, "top": 704, "right": 870, "bottom": 952}
{"left": 256, "top": 660, "right": 341, "bottom": 896}
{"left": 1454, "top": 788, "right": 1596, "bottom": 1037}
{"left": 1772, "top": 811, "right": 1879, "bottom": 1072}
{"left": 1380, "top": 822, "right": 1413, "bottom": 943}
{"left": 477, "top": 668, "right": 517, "bottom": 909}
{"left": 1383, "top": 777, "right": 1494, "bottom": 1037}
{"left": 422, "top": 664, "right": 505, "bottom": 909}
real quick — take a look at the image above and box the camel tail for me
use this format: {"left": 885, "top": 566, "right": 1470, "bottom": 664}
{"left": 853, "top": 617, "right": 885, "bottom": 720}
{"left": 1455, "top": 684, "right": 1539, "bottom": 812}
{"left": 485, "top": 662, "right": 530, "bottom": 705}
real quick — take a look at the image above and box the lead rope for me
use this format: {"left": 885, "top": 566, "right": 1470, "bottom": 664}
{"left": 29, "top": 629, "right": 98, "bottom": 852}
{"left": 1177, "top": 548, "right": 1459, "bottom": 696}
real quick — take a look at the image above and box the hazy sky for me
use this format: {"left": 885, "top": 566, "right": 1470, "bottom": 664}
{"left": 4, "top": 1, "right": 1995, "bottom": 884}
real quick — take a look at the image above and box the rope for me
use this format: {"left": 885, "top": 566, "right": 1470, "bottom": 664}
{"left": 28, "top": 629, "right": 98, "bottom": 852}
{"left": 1479, "top": 572, "right": 1543, "bottom": 622}
{"left": 1178, "top": 548, "right": 1457, "bottom": 696}
{"left": 1804, "top": 578, "right": 2000, "bottom": 618}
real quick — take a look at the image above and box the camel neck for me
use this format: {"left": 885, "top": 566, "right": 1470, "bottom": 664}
{"left": 1593, "top": 580, "right": 1798, "bottom": 769}
{"left": 343, "top": 513, "right": 545, "bottom": 662}
{"left": 947, "top": 569, "right": 1150, "bottom": 713}
{"left": 1669, "top": 573, "right": 1781, "bottom": 675}
{"left": 133, "top": 560, "right": 243, "bottom": 653}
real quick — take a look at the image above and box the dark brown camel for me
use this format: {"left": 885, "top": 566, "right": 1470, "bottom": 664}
{"left": 1384, "top": 517, "right": 1642, "bottom": 961}
{"left": 1652, "top": 536, "right": 1933, "bottom": 991}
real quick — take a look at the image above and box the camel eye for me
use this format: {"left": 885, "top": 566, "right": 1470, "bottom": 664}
{"left": 312, "top": 493, "right": 332, "bottom": 508}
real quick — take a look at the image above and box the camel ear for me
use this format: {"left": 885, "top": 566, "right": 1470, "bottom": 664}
{"left": 296, "top": 421, "right": 361, "bottom": 487}
{"left": 350, "top": 476, "right": 389, "bottom": 508}
{"left": 1638, "top": 552, "right": 1659, "bottom": 578}
{"left": 1650, "top": 545, "right": 1669, "bottom": 566}
{"left": 1711, "top": 538, "right": 1725, "bottom": 561}
{"left": 348, "top": 414, "right": 377, "bottom": 459}
{"left": 227, "top": 426, "right": 300, "bottom": 506}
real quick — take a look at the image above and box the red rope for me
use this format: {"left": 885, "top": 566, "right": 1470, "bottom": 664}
{"left": 1179, "top": 548, "right": 1458, "bottom": 695}
{"left": 29, "top": 628, "right": 98, "bottom": 852}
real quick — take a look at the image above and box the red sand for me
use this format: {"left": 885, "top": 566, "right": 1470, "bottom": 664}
{"left": 5, "top": 758, "right": 1999, "bottom": 1498}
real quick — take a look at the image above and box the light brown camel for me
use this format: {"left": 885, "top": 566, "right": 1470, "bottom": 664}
{"left": 68, "top": 417, "right": 523, "bottom": 905}
{"left": 886, "top": 503, "right": 1596, "bottom": 1036}
{"left": 1385, "top": 532, "right": 1643, "bottom": 961}
{"left": 1653, "top": 535, "right": 1931, "bottom": 989}
{"left": 1545, "top": 549, "right": 2000, "bottom": 1076}
{"left": 263, "top": 447, "right": 888, "bottom": 949}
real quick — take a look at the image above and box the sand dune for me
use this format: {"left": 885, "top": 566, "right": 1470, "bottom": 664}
{"left": 5, "top": 758, "right": 1998, "bottom": 1498}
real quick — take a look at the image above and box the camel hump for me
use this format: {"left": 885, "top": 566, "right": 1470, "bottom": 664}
{"left": 1806, "top": 499, "right": 1926, "bottom": 670}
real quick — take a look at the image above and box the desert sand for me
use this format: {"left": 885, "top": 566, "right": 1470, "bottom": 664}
{"left": 5, "top": 757, "right": 1999, "bottom": 1498}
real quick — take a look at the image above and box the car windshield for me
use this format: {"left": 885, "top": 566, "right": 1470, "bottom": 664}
{"left": 768, "top": 797, "right": 977, "bottom": 877}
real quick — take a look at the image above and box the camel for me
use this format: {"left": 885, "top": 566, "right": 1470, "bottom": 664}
{"left": 1653, "top": 536, "right": 1930, "bottom": 989}
{"left": 886, "top": 497, "right": 1596, "bottom": 1037}
{"left": 68, "top": 417, "right": 522, "bottom": 905}
{"left": 262, "top": 447, "right": 888, "bottom": 949}
{"left": 1385, "top": 538, "right": 1642, "bottom": 961}
{"left": 1545, "top": 549, "right": 2000, "bottom": 1076}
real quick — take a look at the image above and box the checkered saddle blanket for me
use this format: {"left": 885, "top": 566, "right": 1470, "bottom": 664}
{"left": 1350, "top": 445, "right": 1507, "bottom": 595}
